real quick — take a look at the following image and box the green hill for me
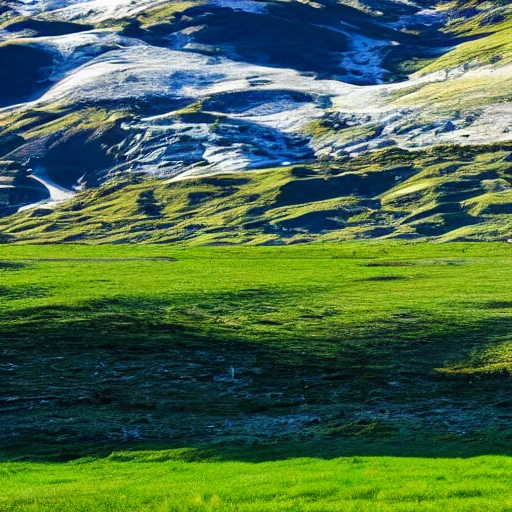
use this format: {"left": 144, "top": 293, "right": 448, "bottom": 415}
{"left": 2, "top": 3, "right": 512, "bottom": 509}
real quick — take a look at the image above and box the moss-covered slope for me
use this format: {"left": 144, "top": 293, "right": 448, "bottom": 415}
{"left": 1, "top": 145, "right": 511, "bottom": 243}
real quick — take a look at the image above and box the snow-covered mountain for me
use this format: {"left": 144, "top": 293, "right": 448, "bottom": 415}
{"left": 0, "top": 0, "right": 511, "bottom": 242}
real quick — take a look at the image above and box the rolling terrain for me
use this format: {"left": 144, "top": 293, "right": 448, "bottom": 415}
{"left": 3, "top": 243, "right": 512, "bottom": 460}
{"left": 2, "top": 243, "right": 512, "bottom": 510}
{"left": 0, "top": 0, "right": 511, "bottom": 242}
{"left": 2, "top": 3, "right": 512, "bottom": 510}
{"left": 0, "top": 4, "right": 512, "bottom": 512}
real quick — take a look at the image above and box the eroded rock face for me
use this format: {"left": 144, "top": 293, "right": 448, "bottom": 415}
{"left": 0, "top": 0, "right": 510, "bottom": 220}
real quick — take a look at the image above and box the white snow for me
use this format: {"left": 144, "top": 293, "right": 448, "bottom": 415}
{"left": 18, "top": 167, "right": 76, "bottom": 212}
{"left": 2, "top": 0, "right": 510, "bottom": 184}
{"left": 21, "top": 31, "right": 133, "bottom": 86}
{"left": 32, "top": 31, "right": 127, "bottom": 60}
{"left": 35, "top": 43, "right": 352, "bottom": 106}
{"left": 392, "top": 7, "right": 447, "bottom": 31}
{"left": 314, "top": 23, "right": 392, "bottom": 84}
{"left": 236, "top": 103, "right": 323, "bottom": 132}
{"left": 13, "top": 0, "right": 166, "bottom": 22}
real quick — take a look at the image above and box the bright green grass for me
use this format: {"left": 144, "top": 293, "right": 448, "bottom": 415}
{"left": 3, "top": 453, "right": 512, "bottom": 511}
{"left": 136, "top": 1, "right": 200, "bottom": 28}
{"left": 3, "top": 241, "right": 512, "bottom": 336}
{"left": 419, "top": 4, "right": 512, "bottom": 75}
{"left": 2, "top": 242, "right": 512, "bottom": 458}
{"left": 393, "top": 70, "right": 512, "bottom": 112}
{"left": 2, "top": 240, "right": 512, "bottom": 373}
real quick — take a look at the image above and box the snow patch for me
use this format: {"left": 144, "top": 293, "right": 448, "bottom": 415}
{"left": 35, "top": 43, "right": 352, "bottom": 106}
{"left": 13, "top": 0, "right": 165, "bottom": 22}
{"left": 314, "top": 24, "right": 391, "bottom": 85}
{"left": 18, "top": 167, "right": 76, "bottom": 212}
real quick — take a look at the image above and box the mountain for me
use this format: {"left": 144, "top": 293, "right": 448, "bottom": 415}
{"left": 0, "top": 0, "right": 511, "bottom": 243}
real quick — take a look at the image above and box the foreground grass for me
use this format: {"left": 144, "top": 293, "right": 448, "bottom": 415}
{"left": 3, "top": 243, "right": 512, "bottom": 508}
{"left": 2, "top": 452, "right": 512, "bottom": 511}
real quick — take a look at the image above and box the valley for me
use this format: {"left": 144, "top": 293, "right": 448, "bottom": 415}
{"left": 2, "top": 243, "right": 512, "bottom": 509}
{"left": 2, "top": 2, "right": 512, "bottom": 510}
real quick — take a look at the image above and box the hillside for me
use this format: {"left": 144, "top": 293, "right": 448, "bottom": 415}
{"left": 3, "top": 7, "right": 512, "bottom": 508}
{"left": 0, "top": 0, "right": 511, "bottom": 242}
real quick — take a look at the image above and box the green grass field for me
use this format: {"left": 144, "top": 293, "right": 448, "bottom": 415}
{"left": 3, "top": 242, "right": 512, "bottom": 509}
{"left": 3, "top": 453, "right": 512, "bottom": 511}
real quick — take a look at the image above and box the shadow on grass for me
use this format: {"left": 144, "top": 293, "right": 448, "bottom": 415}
{"left": 2, "top": 291, "right": 512, "bottom": 462}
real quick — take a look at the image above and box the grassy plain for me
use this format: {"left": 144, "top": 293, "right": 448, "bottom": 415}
{"left": 3, "top": 453, "right": 512, "bottom": 511}
{"left": 2, "top": 242, "right": 512, "bottom": 509}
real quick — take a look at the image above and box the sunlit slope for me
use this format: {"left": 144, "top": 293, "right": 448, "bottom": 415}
{"left": 2, "top": 145, "right": 511, "bottom": 243}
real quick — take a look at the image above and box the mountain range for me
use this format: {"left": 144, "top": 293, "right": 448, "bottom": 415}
{"left": 0, "top": 0, "right": 511, "bottom": 243}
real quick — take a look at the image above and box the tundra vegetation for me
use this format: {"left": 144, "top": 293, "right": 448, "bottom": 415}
{"left": 2, "top": 243, "right": 512, "bottom": 509}
{"left": 1, "top": 0, "right": 512, "bottom": 509}
{"left": 0, "top": 0, "right": 511, "bottom": 242}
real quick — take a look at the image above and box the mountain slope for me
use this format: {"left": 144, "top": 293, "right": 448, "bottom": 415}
{"left": 0, "top": 0, "right": 511, "bottom": 242}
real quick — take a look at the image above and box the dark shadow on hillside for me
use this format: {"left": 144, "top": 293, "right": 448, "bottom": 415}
{"left": 144, "top": 1, "right": 483, "bottom": 84}
{"left": 276, "top": 167, "right": 417, "bottom": 207}
{"left": 4, "top": 19, "right": 93, "bottom": 37}
{"left": 0, "top": 43, "right": 54, "bottom": 107}
{"left": 2, "top": 292, "right": 512, "bottom": 461}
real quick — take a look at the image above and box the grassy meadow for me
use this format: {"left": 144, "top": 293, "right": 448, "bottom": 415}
{"left": 3, "top": 453, "right": 512, "bottom": 511}
{"left": 2, "top": 242, "right": 512, "bottom": 509}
